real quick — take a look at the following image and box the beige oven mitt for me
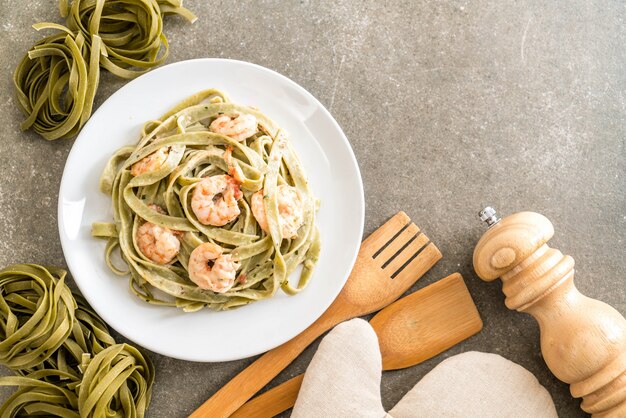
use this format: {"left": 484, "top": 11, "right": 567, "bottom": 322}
{"left": 292, "top": 319, "right": 557, "bottom": 418}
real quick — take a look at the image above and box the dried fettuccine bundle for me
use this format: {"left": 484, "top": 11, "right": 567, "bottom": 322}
{"left": 0, "top": 264, "right": 155, "bottom": 418}
{"left": 14, "top": 0, "right": 197, "bottom": 140}
{"left": 13, "top": 24, "right": 102, "bottom": 141}
{"left": 63, "top": 0, "right": 197, "bottom": 79}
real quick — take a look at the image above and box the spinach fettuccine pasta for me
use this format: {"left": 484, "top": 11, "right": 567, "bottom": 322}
{"left": 62, "top": 0, "right": 197, "bottom": 79}
{"left": 92, "top": 89, "right": 321, "bottom": 311}
{"left": 14, "top": 0, "right": 196, "bottom": 140}
{"left": 13, "top": 24, "right": 103, "bottom": 141}
{"left": 0, "top": 264, "right": 155, "bottom": 417}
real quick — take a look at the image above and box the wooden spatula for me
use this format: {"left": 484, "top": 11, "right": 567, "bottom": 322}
{"left": 190, "top": 212, "right": 442, "bottom": 418}
{"left": 231, "top": 273, "right": 482, "bottom": 417}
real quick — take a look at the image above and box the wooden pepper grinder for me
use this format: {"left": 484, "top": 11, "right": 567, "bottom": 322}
{"left": 473, "top": 208, "right": 626, "bottom": 417}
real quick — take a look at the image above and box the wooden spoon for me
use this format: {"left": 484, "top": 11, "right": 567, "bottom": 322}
{"left": 190, "top": 212, "right": 442, "bottom": 418}
{"left": 231, "top": 273, "right": 483, "bottom": 418}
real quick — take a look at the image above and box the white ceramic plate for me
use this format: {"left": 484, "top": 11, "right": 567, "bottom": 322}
{"left": 58, "top": 59, "right": 364, "bottom": 362}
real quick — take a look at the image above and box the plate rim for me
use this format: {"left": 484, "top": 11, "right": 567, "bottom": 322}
{"left": 57, "top": 58, "right": 364, "bottom": 361}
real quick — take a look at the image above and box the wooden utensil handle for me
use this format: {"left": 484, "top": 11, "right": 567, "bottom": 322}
{"left": 474, "top": 211, "right": 626, "bottom": 417}
{"left": 189, "top": 302, "right": 342, "bottom": 418}
{"left": 230, "top": 375, "right": 303, "bottom": 418}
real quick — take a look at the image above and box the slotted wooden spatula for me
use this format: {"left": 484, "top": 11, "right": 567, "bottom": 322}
{"left": 190, "top": 212, "right": 442, "bottom": 418}
{"left": 231, "top": 273, "right": 483, "bottom": 418}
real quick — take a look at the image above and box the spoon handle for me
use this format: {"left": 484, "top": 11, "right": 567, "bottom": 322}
{"left": 230, "top": 375, "right": 303, "bottom": 418}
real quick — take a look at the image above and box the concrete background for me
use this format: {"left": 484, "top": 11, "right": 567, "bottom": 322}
{"left": 0, "top": 1, "right": 624, "bottom": 417}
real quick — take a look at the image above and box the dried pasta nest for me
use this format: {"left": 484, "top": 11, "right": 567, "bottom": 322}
{"left": 0, "top": 264, "right": 155, "bottom": 417}
{"left": 63, "top": 0, "right": 197, "bottom": 79}
{"left": 13, "top": 0, "right": 196, "bottom": 140}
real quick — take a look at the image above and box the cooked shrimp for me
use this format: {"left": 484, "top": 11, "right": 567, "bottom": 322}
{"left": 188, "top": 242, "right": 240, "bottom": 293}
{"left": 136, "top": 205, "right": 181, "bottom": 264}
{"left": 209, "top": 113, "right": 258, "bottom": 142}
{"left": 147, "top": 203, "right": 166, "bottom": 215}
{"left": 223, "top": 146, "right": 245, "bottom": 183}
{"left": 131, "top": 147, "right": 169, "bottom": 176}
{"left": 251, "top": 185, "right": 304, "bottom": 239}
{"left": 136, "top": 222, "right": 180, "bottom": 265}
{"left": 191, "top": 174, "right": 243, "bottom": 226}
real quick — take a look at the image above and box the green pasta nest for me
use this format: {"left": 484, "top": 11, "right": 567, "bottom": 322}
{"left": 14, "top": 0, "right": 196, "bottom": 140}
{"left": 93, "top": 89, "right": 321, "bottom": 311}
{"left": 0, "top": 264, "right": 154, "bottom": 417}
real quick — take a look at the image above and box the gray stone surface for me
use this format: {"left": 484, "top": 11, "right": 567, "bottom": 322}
{"left": 0, "top": 0, "right": 624, "bottom": 417}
